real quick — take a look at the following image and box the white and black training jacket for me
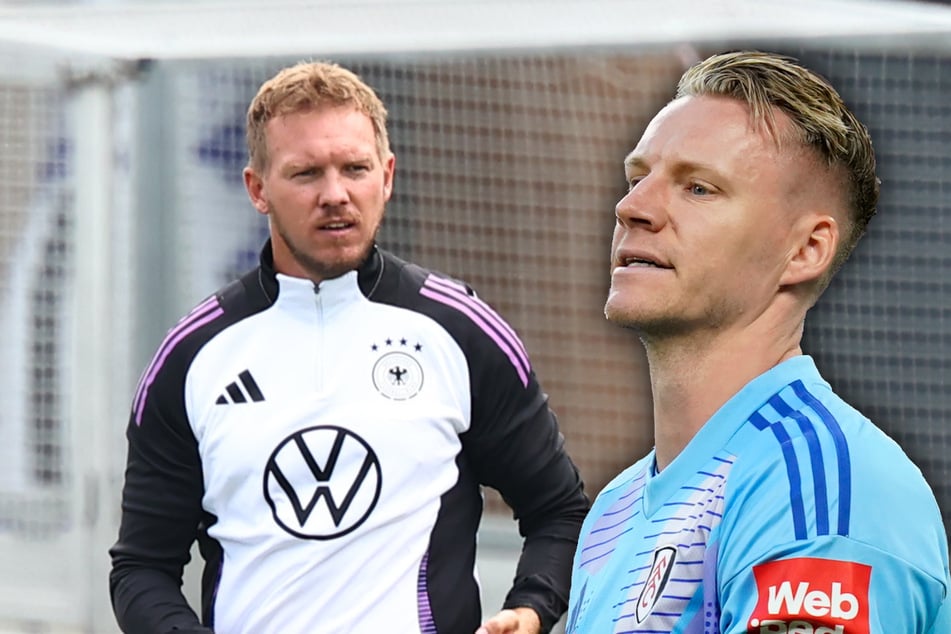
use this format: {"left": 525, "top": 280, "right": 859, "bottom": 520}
{"left": 109, "top": 241, "right": 589, "bottom": 634}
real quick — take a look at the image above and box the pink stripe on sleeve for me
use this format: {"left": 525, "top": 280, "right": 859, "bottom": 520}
{"left": 420, "top": 284, "right": 530, "bottom": 387}
{"left": 133, "top": 301, "right": 224, "bottom": 425}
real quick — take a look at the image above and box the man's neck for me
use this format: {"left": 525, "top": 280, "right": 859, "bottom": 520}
{"left": 645, "top": 323, "right": 803, "bottom": 472}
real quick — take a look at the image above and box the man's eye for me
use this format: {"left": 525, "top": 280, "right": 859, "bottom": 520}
{"left": 690, "top": 183, "right": 711, "bottom": 196}
{"left": 626, "top": 177, "right": 643, "bottom": 191}
{"left": 294, "top": 168, "right": 315, "bottom": 178}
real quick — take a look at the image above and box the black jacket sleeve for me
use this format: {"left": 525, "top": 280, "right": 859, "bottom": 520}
{"left": 109, "top": 346, "right": 211, "bottom": 633}
{"left": 462, "top": 325, "right": 589, "bottom": 633}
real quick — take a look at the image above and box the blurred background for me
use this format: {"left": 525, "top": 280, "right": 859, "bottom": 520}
{"left": 0, "top": 0, "right": 949, "bottom": 631}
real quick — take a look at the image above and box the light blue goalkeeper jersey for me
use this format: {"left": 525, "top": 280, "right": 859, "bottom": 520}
{"left": 567, "top": 355, "right": 950, "bottom": 634}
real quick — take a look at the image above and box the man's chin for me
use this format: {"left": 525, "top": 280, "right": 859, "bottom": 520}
{"left": 605, "top": 303, "right": 670, "bottom": 338}
{"left": 309, "top": 259, "right": 363, "bottom": 281}
{"left": 604, "top": 301, "right": 642, "bottom": 328}
{"left": 302, "top": 248, "right": 374, "bottom": 282}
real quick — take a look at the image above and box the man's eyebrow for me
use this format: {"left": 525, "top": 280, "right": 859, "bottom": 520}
{"left": 623, "top": 154, "right": 646, "bottom": 171}
{"left": 624, "top": 154, "right": 726, "bottom": 181}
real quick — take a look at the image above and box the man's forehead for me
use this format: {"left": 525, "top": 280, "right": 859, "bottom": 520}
{"left": 625, "top": 95, "right": 791, "bottom": 165}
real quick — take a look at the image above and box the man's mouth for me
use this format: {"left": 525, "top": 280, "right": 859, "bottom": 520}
{"left": 619, "top": 256, "right": 669, "bottom": 269}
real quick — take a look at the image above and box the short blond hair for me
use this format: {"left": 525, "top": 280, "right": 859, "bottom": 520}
{"left": 246, "top": 61, "right": 390, "bottom": 172}
{"left": 677, "top": 51, "right": 879, "bottom": 283}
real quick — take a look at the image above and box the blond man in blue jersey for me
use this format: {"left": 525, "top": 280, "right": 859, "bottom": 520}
{"left": 568, "top": 50, "right": 949, "bottom": 633}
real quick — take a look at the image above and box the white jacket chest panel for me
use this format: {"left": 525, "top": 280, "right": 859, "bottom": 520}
{"left": 182, "top": 274, "right": 472, "bottom": 632}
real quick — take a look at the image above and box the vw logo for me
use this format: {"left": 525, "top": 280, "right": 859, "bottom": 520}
{"left": 263, "top": 426, "right": 382, "bottom": 540}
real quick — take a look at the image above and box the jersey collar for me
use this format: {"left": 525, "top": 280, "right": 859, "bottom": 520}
{"left": 256, "top": 239, "right": 383, "bottom": 312}
{"left": 643, "top": 355, "right": 825, "bottom": 516}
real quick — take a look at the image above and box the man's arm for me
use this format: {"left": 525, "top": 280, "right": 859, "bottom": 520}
{"left": 465, "top": 371, "right": 589, "bottom": 633}
{"left": 404, "top": 269, "right": 589, "bottom": 632}
{"left": 719, "top": 537, "right": 949, "bottom": 633}
{"left": 109, "top": 357, "right": 210, "bottom": 633}
{"left": 717, "top": 429, "right": 950, "bottom": 633}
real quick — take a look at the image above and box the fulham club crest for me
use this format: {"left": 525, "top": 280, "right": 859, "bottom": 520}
{"left": 636, "top": 546, "right": 677, "bottom": 623}
{"left": 371, "top": 338, "right": 424, "bottom": 400}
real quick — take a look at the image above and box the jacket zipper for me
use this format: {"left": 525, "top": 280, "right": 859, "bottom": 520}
{"left": 313, "top": 283, "right": 323, "bottom": 391}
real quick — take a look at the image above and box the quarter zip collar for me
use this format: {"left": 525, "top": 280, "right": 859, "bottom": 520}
{"left": 257, "top": 239, "right": 383, "bottom": 305}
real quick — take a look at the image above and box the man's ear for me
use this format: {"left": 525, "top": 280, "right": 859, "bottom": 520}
{"left": 780, "top": 213, "right": 839, "bottom": 287}
{"left": 243, "top": 167, "right": 269, "bottom": 216}
{"left": 382, "top": 153, "right": 396, "bottom": 201}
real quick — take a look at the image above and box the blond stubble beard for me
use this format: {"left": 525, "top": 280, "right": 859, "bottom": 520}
{"left": 268, "top": 200, "right": 380, "bottom": 282}
{"left": 604, "top": 291, "right": 742, "bottom": 346}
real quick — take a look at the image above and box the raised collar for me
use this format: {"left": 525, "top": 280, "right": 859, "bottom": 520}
{"left": 257, "top": 239, "right": 385, "bottom": 302}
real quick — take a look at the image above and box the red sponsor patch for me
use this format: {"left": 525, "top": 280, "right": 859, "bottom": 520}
{"left": 747, "top": 557, "right": 871, "bottom": 634}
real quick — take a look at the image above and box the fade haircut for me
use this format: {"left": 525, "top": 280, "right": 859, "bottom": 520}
{"left": 676, "top": 51, "right": 879, "bottom": 286}
{"left": 246, "top": 61, "right": 390, "bottom": 173}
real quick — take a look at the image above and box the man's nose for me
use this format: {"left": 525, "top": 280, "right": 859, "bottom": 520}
{"left": 615, "top": 175, "right": 667, "bottom": 231}
{"left": 317, "top": 171, "right": 350, "bottom": 207}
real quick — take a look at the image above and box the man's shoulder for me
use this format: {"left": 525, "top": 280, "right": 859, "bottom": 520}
{"left": 374, "top": 248, "right": 475, "bottom": 303}
{"left": 725, "top": 375, "right": 923, "bottom": 495}
{"left": 372, "top": 248, "right": 526, "bottom": 357}
{"left": 152, "top": 268, "right": 272, "bottom": 371}
{"left": 721, "top": 374, "right": 944, "bottom": 559}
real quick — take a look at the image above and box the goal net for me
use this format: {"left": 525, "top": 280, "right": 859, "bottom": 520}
{"left": 0, "top": 0, "right": 949, "bottom": 631}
